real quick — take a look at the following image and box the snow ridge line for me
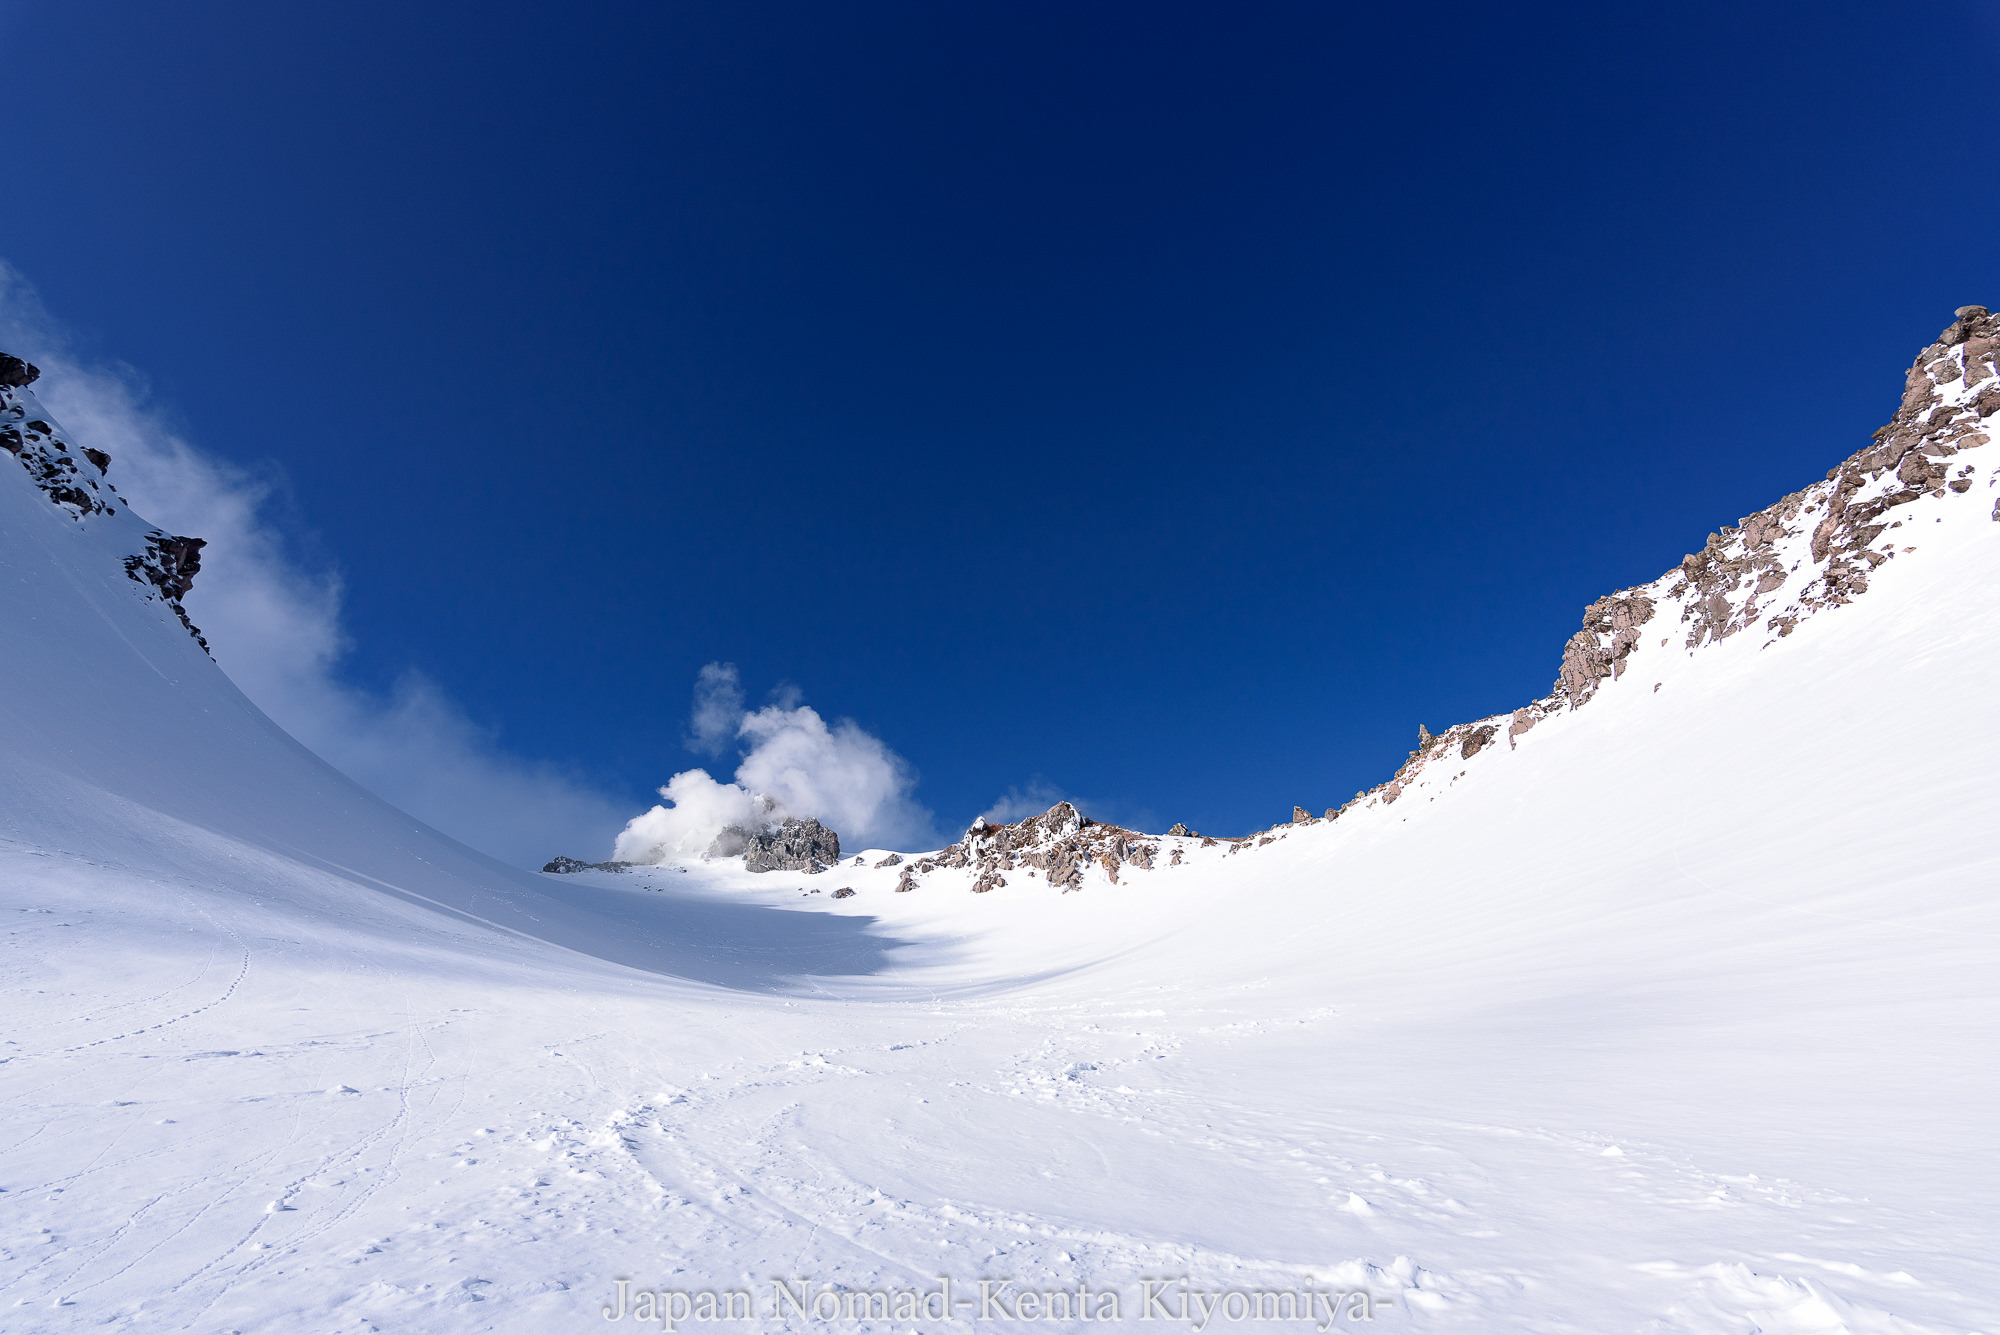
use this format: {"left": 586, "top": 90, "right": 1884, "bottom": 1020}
{"left": 1343, "top": 304, "right": 1998, "bottom": 815}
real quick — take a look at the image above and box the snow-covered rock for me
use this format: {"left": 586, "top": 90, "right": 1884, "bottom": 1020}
{"left": 2, "top": 358, "right": 212, "bottom": 652}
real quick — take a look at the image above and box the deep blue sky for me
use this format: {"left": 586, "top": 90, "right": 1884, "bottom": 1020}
{"left": 4, "top": 1, "right": 1997, "bottom": 840}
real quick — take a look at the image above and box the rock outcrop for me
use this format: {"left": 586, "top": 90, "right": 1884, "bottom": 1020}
{"left": 741, "top": 817, "right": 841, "bottom": 873}
{"left": 542, "top": 856, "right": 637, "bottom": 874}
{"left": 4, "top": 390, "right": 118, "bottom": 519}
{"left": 122, "top": 533, "right": 212, "bottom": 654}
{"left": 0, "top": 352, "right": 37, "bottom": 388}
{"left": 4, "top": 353, "right": 211, "bottom": 655}
{"left": 904, "top": 802, "right": 1164, "bottom": 895}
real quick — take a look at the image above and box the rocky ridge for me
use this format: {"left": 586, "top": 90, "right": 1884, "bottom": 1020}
{"left": 1341, "top": 304, "right": 1998, "bottom": 815}
{"left": 896, "top": 801, "right": 1172, "bottom": 894}
{"left": 2, "top": 352, "right": 212, "bottom": 654}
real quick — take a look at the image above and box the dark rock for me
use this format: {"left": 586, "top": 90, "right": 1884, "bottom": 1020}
{"left": 1166, "top": 823, "right": 1190, "bottom": 837}
{"left": 542, "top": 856, "right": 635, "bottom": 874}
{"left": 742, "top": 817, "right": 841, "bottom": 873}
{"left": 873, "top": 852, "right": 902, "bottom": 869}
{"left": 121, "top": 531, "right": 210, "bottom": 654}
{"left": 82, "top": 446, "right": 110, "bottom": 474}
{"left": 0, "top": 352, "right": 39, "bottom": 388}
{"left": 831, "top": 886, "right": 855, "bottom": 899}
{"left": 1460, "top": 724, "right": 1498, "bottom": 759}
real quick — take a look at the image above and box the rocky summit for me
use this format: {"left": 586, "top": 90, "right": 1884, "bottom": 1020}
{"left": 900, "top": 801, "right": 1164, "bottom": 894}
{"left": 740, "top": 817, "right": 841, "bottom": 873}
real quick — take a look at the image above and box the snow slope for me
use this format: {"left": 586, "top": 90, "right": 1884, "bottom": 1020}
{"left": 4, "top": 323, "right": 2000, "bottom": 1333}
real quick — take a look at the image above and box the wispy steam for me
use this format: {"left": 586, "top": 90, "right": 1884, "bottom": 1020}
{"left": 688, "top": 661, "right": 746, "bottom": 757}
{"left": 979, "top": 780, "right": 1075, "bottom": 826}
{"left": 0, "top": 262, "right": 629, "bottom": 868}
{"left": 977, "top": 779, "right": 1161, "bottom": 836}
{"left": 614, "top": 664, "right": 941, "bottom": 862}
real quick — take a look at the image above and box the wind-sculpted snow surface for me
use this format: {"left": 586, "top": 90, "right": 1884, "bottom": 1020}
{"left": 3, "top": 319, "right": 1999, "bottom": 1333}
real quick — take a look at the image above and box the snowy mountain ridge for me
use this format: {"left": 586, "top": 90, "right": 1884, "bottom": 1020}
{"left": 1339, "top": 303, "right": 1997, "bottom": 819}
{"left": 1, "top": 353, "right": 211, "bottom": 652}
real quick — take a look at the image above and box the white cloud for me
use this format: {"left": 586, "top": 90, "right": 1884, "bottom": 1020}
{"left": 614, "top": 664, "right": 941, "bottom": 863}
{"left": 0, "top": 262, "right": 631, "bottom": 868}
